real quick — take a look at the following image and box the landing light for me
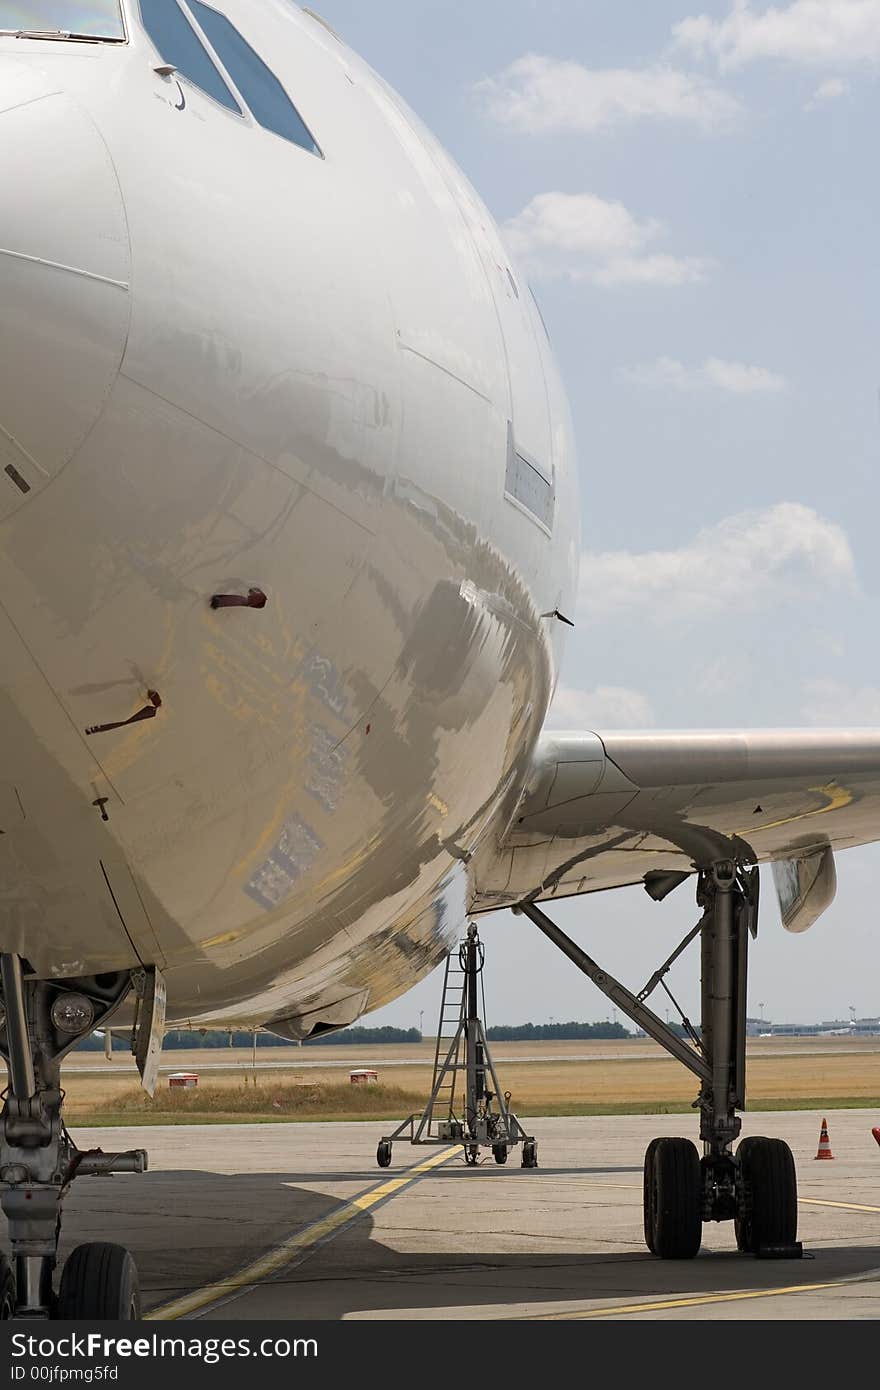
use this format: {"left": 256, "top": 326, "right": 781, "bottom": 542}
{"left": 51, "top": 992, "right": 94, "bottom": 1035}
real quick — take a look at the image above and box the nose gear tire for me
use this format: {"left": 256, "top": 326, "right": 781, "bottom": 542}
{"left": 56, "top": 1243, "right": 140, "bottom": 1321}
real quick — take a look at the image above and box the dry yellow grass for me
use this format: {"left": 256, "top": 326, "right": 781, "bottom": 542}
{"left": 87, "top": 1081, "right": 426, "bottom": 1123}
{"left": 55, "top": 1036, "right": 880, "bottom": 1122}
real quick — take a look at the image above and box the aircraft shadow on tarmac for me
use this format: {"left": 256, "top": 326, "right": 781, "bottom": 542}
{"left": 57, "top": 1167, "right": 880, "bottom": 1319}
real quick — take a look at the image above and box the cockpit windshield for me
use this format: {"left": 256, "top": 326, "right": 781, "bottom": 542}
{"left": 0, "top": 2, "right": 125, "bottom": 39}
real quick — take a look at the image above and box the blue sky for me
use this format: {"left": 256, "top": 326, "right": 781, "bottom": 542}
{"left": 316, "top": 1, "right": 879, "bottom": 1028}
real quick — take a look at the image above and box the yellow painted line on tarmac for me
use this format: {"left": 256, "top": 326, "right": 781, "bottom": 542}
{"left": 799, "top": 1197, "right": 880, "bottom": 1214}
{"left": 526, "top": 1281, "right": 854, "bottom": 1320}
{"left": 540, "top": 1187, "right": 880, "bottom": 1216}
{"left": 523, "top": 1186, "right": 880, "bottom": 1216}
{"left": 520, "top": 1187, "right": 880, "bottom": 1320}
{"left": 146, "top": 1145, "right": 458, "bottom": 1321}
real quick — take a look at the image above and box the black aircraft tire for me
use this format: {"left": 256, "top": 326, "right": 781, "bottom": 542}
{"left": 643, "top": 1138, "right": 665, "bottom": 1254}
{"left": 0, "top": 1255, "right": 14, "bottom": 1319}
{"left": 56, "top": 1244, "right": 140, "bottom": 1320}
{"left": 735, "top": 1136, "right": 761, "bottom": 1251}
{"left": 644, "top": 1137, "right": 702, "bottom": 1259}
{"left": 736, "top": 1136, "right": 797, "bottom": 1253}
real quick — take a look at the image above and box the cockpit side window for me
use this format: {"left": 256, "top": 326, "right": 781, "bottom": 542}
{"left": 187, "top": 1, "right": 321, "bottom": 155}
{"left": 138, "top": 0, "right": 240, "bottom": 113}
{"left": 0, "top": 2, "right": 125, "bottom": 39}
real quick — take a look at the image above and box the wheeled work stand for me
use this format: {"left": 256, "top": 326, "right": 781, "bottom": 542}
{"left": 518, "top": 862, "right": 801, "bottom": 1259}
{"left": 377, "top": 924, "right": 537, "bottom": 1168}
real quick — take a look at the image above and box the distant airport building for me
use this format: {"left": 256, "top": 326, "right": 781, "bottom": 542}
{"left": 764, "top": 1022, "right": 822, "bottom": 1036}
{"left": 751, "top": 1017, "right": 880, "bottom": 1037}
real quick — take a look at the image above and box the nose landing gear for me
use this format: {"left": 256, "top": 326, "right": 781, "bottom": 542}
{"left": 0, "top": 954, "right": 150, "bottom": 1319}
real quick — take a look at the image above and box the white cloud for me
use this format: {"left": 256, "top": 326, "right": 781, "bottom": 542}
{"left": 507, "top": 192, "right": 658, "bottom": 259}
{"left": 503, "top": 192, "right": 711, "bottom": 288}
{"left": 801, "top": 678, "right": 880, "bottom": 724}
{"left": 673, "top": 1, "right": 880, "bottom": 70}
{"left": 594, "top": 254, "right": 711, "bottom": 287}
{"left": 623, "top": 355, "right": 788, "bottom": 393}
{"left": 546, "top": 683, "right": 656, "bottom": 729}
{"left": 578, "top": 502, "right": 857, "bottom": 621}
{"left": 476, "top": 54, "right": 739, "bottom": 133}
{"left": 702, "top": 358, "right": 788, "bottom": 392}
{"left": 806, "top": 75, "right": 850, "bottom": 106}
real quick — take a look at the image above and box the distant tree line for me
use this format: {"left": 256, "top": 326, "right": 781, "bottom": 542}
{"left": 74, "top": 1021, "right": 665, "bottom": 1050}
{"left": 303, "top": 1026, "right": 421, "bottom": 1046}
{"left": 486, "top": 1021, "right": 632, "bottom": 1041}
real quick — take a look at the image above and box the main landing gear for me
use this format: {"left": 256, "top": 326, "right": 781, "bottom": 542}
{"left": 519, "top": 862, "right": 801, "bottom": 1261}
{"left": 0, "top": 954, "right": 151, "bottom": 1319}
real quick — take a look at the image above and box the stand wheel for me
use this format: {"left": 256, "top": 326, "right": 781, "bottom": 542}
{"left": 643, "top": 1137, "right": 702, "bottom": 1259}
{"left": 521, "top": 1140, "right": 538, "bottom": 1169}
{"left": 0, "top": 1254, "right": 14, "bottom": 1319}
{"left": 492, "top": 1144, "right": 508, "bottom": 1165}
{"left": 464, "top": 1145, "right": 479, "bottom": 1166}
{"left": 376, "top": 1140, "right": 392, "bottom": 1168}
{"left": 735, "top": 1136, "right": 797, "bottom": 1253}
{"left": 56, "top": 1243, "right": 140, "bottom": 1320}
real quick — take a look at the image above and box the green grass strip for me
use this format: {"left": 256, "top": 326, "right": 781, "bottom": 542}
{"left": 67, "top": 1094, "right": 880, "bottom": 1127}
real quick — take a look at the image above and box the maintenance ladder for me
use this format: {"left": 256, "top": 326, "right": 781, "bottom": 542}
{"left": 376, "top": 924, "right": 537, "bottom": 1167}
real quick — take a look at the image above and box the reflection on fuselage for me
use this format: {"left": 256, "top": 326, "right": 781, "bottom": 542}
{"left": 0, "top": 0, "right": 578, "bottom": 1033}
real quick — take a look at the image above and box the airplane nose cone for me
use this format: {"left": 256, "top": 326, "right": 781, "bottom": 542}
{"left": 0, "top": 61, "right": 131, "bottom": 519}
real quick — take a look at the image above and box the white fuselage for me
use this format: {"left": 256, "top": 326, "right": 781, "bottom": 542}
{"left": 0, "top": 2, "right": 578, "bottom": 1035}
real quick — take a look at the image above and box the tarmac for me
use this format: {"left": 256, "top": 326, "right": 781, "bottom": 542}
{"left": 57, "top": 1109, "right": 880, "bottom": 1320}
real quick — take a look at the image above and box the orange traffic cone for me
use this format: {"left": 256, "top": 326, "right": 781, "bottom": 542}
{"left": 872, "top": 1127, "right": 880, "bottom": 1149}
{"left": 815, "top": 1117, "right": 834, "bottom": 1159}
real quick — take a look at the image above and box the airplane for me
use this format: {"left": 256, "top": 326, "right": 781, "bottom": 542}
{"left": 1, "top": 0, "right": 879, "bottom": 1320}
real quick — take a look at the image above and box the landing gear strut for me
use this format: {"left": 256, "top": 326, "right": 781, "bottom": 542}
{"left": 519, "top": 861, "right": 800, "bottom": 1260}
{"left": 0, "top": 955, "right": 150, "bottom": 1318}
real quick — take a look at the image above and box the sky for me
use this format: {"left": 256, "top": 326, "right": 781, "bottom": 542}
{"left": 315, "top": 0, "right": 879, "bottom": 1030}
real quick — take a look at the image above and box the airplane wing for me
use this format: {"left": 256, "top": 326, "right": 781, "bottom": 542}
{"left": 472, "top": 728, "right": 880, "bottom": 929}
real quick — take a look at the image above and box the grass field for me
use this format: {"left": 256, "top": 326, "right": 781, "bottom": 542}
{"left": 55, "top": 1037, "right": 880, "bottom": 1125}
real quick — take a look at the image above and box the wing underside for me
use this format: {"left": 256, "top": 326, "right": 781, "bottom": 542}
{"left": 472, "top": 728, "right": 880, "bottom": 925}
